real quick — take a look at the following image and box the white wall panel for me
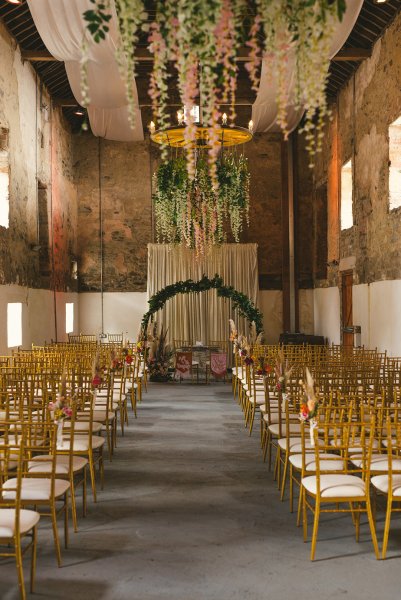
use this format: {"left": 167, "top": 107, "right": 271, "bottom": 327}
{"left": 313, "top": 287, "right": 341, "bottom": 344}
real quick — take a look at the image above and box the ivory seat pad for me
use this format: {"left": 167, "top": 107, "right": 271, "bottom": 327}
{"left": 330, "top": 438, "right": 380, "bottom": 452}
{"left": 4, "top": 478, "right": 70, "bottom": 500}
{"left": 371, "top": 474, "right": 401, "bottom": 496}
{"left": 0, "top": 509, "right": 40, "bottom": 538}
{"left": 28, "top": 454, "right": 88, "bottom": 474}
{"left": 64, "top": 421, "right": 103, "bottom": 433}
{"left": 278, "top": 437, "right": 324, "bottom": 452}
{"left": 94, "top": 401, "right": 119, "bottom": 410}
{"left": 61, "top": 435, "right": 105, "bottom": 451}
{"left": 290, "top": 453, "right": 344, "bottom": 471}
{"left": 269, "top": 423, "right": 302, "bottom": 436}
{"left": 248, "top": 396, "right": 266, "bottom": 406}
{"left": 302, "top": 474, "right": 366, "bottom": 498}
{"left": 350, "top": 454, "right": 401, "bottom": 471}
{"left": 263, "top": 412, "right": 287, "bottom": 424}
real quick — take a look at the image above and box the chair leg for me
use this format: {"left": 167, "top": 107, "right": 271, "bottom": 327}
{"left": 88, "top": 454, "right": 97, "bottom": 502}
{"left": 366, "top": 496, "right": 380, "bottom": 559}
{"left": 83, "top": 466, "right": 87, "bottom": 517}
{"left": 51, "top": 501, "right": 62, "bottom": 566}
{"left": 15, "top": 537, "right": 26, "bottom": 600}
{"left": 381, "top": 495, "right": 393, "bottom": 559}
{"left": 280, "top": 453, "right": 289, "bottom": 501}
{"left": 302, "top": 488, "right": 308, "bottom": 542}
{"left": 30, "top": 526, "right": 37, "bottom": 594}
{"left": 310, "top": 500, "right": 320, "bottom": 560}
{"left": 70, "top": 478, "right": 78, "bottom": 532}
{"left": 64, "top": 492, "right": 69, "bottom": 549}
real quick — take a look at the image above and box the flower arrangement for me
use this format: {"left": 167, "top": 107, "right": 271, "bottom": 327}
{"left": 83, "top": 0, "right": 346, "bottom": 172}
{"left": 122, "top": 346, "right": 134, "bottom": 365}
{"left": 299, "top": 368, "right": 319, "bottom": 422}
{"left": 146, "top": 325, "right": 174, "bottom": 382}
{"left": 153, "top": 155, "right": 250, "bottom": 255}
{"left": 48, "top": 371, "right": 73, "bottom": 422}
{"left": 92, "top": 351, "right": 104, "bottom": 388}
{"left": 256, "top": 356, "right": 272, "bottom": 376}
{"left": 274, "top": 348, "right": 293, "bottom": 394}
{"left": 229, "top": 319, "right": 238, "bottom": 345}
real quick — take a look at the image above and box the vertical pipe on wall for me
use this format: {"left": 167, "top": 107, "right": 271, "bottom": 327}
{"left": 98, "top": 138, "right": 104, "bottom": 335}
{"left": 50, "top": 99, "right": 58, "bottom": 342}
{"left": 281, "top": 134, "right": 297, "bottom": 333}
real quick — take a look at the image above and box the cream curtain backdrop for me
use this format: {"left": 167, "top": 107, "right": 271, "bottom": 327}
{"left": 147, "top": 244, "right": 259, "bottom": 345}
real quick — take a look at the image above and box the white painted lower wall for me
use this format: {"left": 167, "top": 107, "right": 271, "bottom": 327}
{"left": 312, "top": 280, "right": 401, "bottom": 356}
{"left": 0, "top": 284, "right": 79, "bottom": 354}
{"left": 78, "top": 292, "right": 148, "bottom": 341}
{"left": 313, "top": 286, "right": 341, "bottom": 345}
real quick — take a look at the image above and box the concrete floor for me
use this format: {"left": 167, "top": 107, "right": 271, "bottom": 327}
{"left": 1, "top": 383, "right": 401, "bottom": 600}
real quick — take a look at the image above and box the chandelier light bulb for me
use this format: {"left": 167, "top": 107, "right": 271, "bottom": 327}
{"left": 248, "top": 120, "right": 254, "bottom": 133}
{"left": 177, "top": 110, "right": 184, "bottom": 125}
{"left": 222, "top": 113, "right": 227, "bottom": 125}
{"left": 149, "top": 121, "right": 156, "bottom": 133}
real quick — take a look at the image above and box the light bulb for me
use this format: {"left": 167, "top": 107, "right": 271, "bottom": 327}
{"left": 248, "top": 120, "right": 254, "bottom": 133}
{"left": 149, "top": 121, "right": 156, "bottom": 133}
{"left": 177, "top": 110, "right": 184, "bottom": 125}
{"left": 222, "top": 113, "right": 227, "bottom": 125}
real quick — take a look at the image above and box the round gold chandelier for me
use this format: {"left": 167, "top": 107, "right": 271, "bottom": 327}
{"left": 149, "top": 110, "right": 253, "bottom": 148}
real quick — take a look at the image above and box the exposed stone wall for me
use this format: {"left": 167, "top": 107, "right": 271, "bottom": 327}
{"left": 74, "top": 132, "right": 287, "bottom": 293}
{"left": 312, "top": 11, "right": 401, "bottom": 289}
{"left": 74, "top": 135, "right": 153, "bottom": 292}
{"left": 0, "top": 21, "right": 78, "bottom": 292}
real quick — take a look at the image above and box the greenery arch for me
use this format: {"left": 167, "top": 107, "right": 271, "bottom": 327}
{"left": 141, "top": 274, "right": 263, "bottom": 334}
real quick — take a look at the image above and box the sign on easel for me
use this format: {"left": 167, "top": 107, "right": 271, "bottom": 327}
{"left": 211, "top": 353, "right": 227, "bottom": 378}
{"left": 175, "top": 352, "right": 192, "bottom": 379}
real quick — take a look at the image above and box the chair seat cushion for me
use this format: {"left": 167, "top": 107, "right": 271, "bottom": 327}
{"left": 3, "top": 478, "right": 70, "bottom": 501}
{"left": 278, "top": 437, "right": 324, "bottom": 453}
{"left": 290, "top": 453, "right": 344, "bottom": 471}
{"left": 0, "top": 509, "right": 40, "bottom": 538}
{"left": 61, "top": 435, "right": 105, "bottom": 452}
{"left": 269, "top": 423, "right": 302, "bottom": 436}
{"left": 65, "top": 421, "right": 103, "bottom": 434}
{"left": 28, "top": 454, "right": 88, "bottom": 475}
{"left": 263, "top": 412, "right": 286, "bottom": 424}
{"left": 350, "top": 454, "right": 401, "bottom": 471}
{"left": 371, "top": 474, "right": 401, "bottom": 496}
{"left": 302, "top": 474, "right": 366, "bottom": 498}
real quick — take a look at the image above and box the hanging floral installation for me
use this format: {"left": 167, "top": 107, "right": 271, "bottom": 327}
{"left": 153, "top": 154, "right": 250, "bottom": 254}
{"left": 84, "top": 0, "right": 347, "bottom": 166}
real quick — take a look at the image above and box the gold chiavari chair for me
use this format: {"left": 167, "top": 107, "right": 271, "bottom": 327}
{"left": 0, "top": 431, "right": 40, "bottom": 600}
{"left": 3, "top": 421, "right": 70, "bottom": 567}
{"left": 301, "top": 419, "right": 379, "bottom": 560}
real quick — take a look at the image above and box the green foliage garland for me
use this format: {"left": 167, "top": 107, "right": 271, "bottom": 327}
{"left": 152, "top": 154, "right": 250, "bottom": 254}
{"left": 142, "top": 274, "right": 263, "bottom": 335}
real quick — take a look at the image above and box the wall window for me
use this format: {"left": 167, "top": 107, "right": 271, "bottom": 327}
{"left": 389, "top": 116, "right": 401, "bottom": 210}
{"left": 7, "top": 303, "right": 22, "bottom": 348}
{"left": 0, "top": 127, "right": 9, "bottom": 229}
{"left": 66, "top": 303, "right": 74, "bottom": 334}
{"left": 341, "top": 159, "right": 353, "bottom": 230}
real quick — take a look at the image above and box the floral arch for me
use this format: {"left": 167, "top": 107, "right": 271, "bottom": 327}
{"left": 141, "top": 274, "right": 263, "bottom": 335}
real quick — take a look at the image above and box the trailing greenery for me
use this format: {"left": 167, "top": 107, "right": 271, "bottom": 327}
{"left": 152, "top": 154, "right": 250, "bottom": 253}
{"left": 142, "top": 274, "right": 263, "bottom": 335}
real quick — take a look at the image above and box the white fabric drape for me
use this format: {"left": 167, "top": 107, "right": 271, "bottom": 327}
{"left": 27, "top": 0, "right": 143, "bottom": 142}
{"left": 252, "top": 0, "right": 364, "bottom": 133}
{"left": 147, "top": 244, "right": 259, "bottom": 345}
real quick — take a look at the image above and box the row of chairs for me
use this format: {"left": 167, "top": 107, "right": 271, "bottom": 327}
{"left": 232, "top": 342, "right": 401, "bottom": 560}
{"left": 0, "top": 341, "right": 147, "bottom": 599}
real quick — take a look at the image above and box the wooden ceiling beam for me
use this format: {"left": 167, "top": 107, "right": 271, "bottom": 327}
{"left": 332, "top": 48, "right": 371, "bottom": 61}
{"left": 21, "top": 49, "right": 58, "bottom": 61}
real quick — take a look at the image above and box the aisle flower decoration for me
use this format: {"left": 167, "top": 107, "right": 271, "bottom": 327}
{"left": 274, "top": 348, "right": 293, "bottom": 395}
{"left": 146, "top": 324, "right": 174, "bottom": 382}
{"left": 256, "top": 356, "right": 272, "bottom": 376}
{"left": 299, "top": 367, "right": 319, "bottom": 446}
{"left": 92, "top": 351, "right": 103, "bottom": 388}
{"left": 48, "top": 370, "right": 73, "bottom": 447}
{"left": 84, "top": 0, "right": 347, "bottom": 171}
{"left": 229, "top": 319, "right": 238, "bottom": 345}
{"left": 152, "top": 155, "right": 250, "bottom": 255}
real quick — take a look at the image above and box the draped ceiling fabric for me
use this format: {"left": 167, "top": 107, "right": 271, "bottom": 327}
{"left": 147, "top": 244, "right": 259, "bottom": 346}
{"left": 27, "top": 0, "right": 143, "bottom": 142}
{"left": 252, "top": 0, "right": 364, "bottom": 133}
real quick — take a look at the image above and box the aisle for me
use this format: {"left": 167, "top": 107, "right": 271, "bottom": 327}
{"left": 1, "top": 383, "right": 400, "bottom": 600}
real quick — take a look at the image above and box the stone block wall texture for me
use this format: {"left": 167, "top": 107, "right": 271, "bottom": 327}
{"left": 312, "top": 10, "right": 401, "bottom": 289}
{"left": 0, "top": 21, "right": 78, "bottom": 292}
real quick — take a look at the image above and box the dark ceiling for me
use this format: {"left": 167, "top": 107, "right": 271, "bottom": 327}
{"left": 0, "top": 0, "right": 400, "bottom": 132}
